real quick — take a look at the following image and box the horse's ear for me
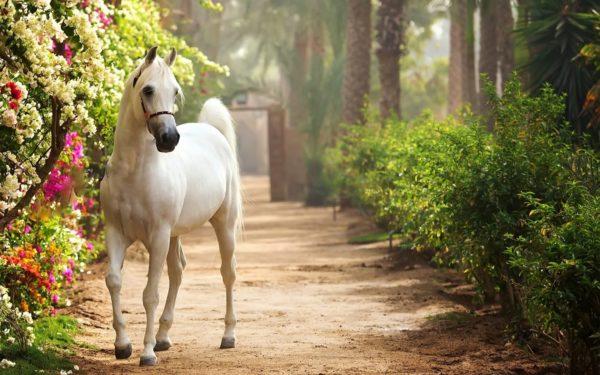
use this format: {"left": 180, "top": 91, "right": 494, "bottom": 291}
{"left": 145, "top": 46, "right": 158, "bottom": 65}
{"left": 165, "top": 48, "right": 177, "bottom": 67}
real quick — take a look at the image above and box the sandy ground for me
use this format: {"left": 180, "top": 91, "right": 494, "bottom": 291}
{"left": 68, "top": 176, "right": 561, "bottom": 374}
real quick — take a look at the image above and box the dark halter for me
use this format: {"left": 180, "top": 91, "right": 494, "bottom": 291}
{"left": 141, "top": 97, "right": 175, "bottom": 122}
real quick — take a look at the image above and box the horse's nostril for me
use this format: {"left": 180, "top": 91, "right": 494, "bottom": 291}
{"left": 175, "top": 132, "right": 180, "bottom": 143}
{"left": 161, "top": 133, "right": 169, "bottom": 144}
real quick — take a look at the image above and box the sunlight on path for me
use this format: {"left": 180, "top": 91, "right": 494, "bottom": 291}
{"left": 70, "top": 176, "right": 546, "bottom": 374}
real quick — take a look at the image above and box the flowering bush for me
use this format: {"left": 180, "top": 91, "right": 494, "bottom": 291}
{"left": 0, "top": 285, "right": 35, "bottom": 354}
{"left": 1, "top": 131, "right": 97, "bottom": 315}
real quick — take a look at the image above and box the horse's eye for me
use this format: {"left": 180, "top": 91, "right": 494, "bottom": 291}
{"left": 174, "top": 89, "right": 179, "bottom": 98}
{"left": 142, "top": 86, "right": 155, "bottom": 96}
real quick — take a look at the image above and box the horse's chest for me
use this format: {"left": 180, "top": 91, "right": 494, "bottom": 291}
{"left": 105, "top": 176, "right": 177, "bottom": 241}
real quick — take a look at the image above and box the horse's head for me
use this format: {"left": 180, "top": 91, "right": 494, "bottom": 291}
{"left": 131, "top": 46, "right": 182, "bottom": 153}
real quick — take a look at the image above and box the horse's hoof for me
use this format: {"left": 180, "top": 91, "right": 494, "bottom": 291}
{"left": 139, "top": 355, "right": 158, "bottom": 366}
{"left": 154, "top": 339, "right": 172, "bottom": 352}
{"left": 220, "top": 337, "right": 235, "bottom": 349}
{"left": 115, "top": 343, "right": 132, "bottom": 360}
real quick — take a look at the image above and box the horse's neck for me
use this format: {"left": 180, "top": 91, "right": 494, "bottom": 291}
{"left": 111, "top": 103, "right": 152, "bottom": 173}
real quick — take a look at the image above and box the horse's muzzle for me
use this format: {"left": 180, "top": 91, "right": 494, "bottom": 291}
{"left": 156, "top": 128, "right": 180, "bottom": 152}
{"left": 149, "top": 116, "right": 180, "bottom": 153}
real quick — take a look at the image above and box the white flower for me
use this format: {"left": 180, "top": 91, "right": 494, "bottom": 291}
{"left": 73, "top": 365, "right": 79, "bottom": 371}
{"left": 35, "top": 0, "right": 51, "bottom": 9}
{"left": 0, "top": 173, "right": 20, "bottom": 199}
{"left": 2, "top": 109, "right": 18, "bottom": 128}
{"left": 6, "top": 336, "right": 15, "bottom": 344}
{"left": 22, "top": 311, "right": 33, "bottom": 324}
{"left": 0, "top": 359, "right": 16, "bottom": 368}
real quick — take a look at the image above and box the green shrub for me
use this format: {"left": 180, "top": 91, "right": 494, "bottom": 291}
{"left": 508, "top": 195, "right": 600, "bottom": 373}
{"left": 331, "top": 78, "right": 600, "bottom": 371}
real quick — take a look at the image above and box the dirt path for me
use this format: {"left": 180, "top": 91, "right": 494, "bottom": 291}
{"left": 69, "top": 176, "right": 557, "bottom": 374}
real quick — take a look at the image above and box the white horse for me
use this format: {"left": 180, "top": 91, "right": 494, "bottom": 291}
{"left": 100, "top": 46, "right": 242, "bottom": 366}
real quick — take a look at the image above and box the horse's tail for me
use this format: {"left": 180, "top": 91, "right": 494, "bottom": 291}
{"left": 200, "top": 98, "right": 237, "bottom": 153}
{"left": 199, "top": 98, "right": 244, "bottom": 238}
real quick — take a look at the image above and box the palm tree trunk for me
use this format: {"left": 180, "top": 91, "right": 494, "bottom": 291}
{"left": 376, "top": 0, "right": 405, "bottom": 119}
{"left": 479, "top": 0, "right": 499, "bottom": 128}
{"left": 341, "top": 0, "right": 372, "bottom": 125}
{"left": 448, "top": 0, "right": 466, "bottom": 113}
{"left": 463, "top": 0, "right": 476, "bottom": 106}
{"left": 497, "top": 0, "right": 515, "bottom": 89}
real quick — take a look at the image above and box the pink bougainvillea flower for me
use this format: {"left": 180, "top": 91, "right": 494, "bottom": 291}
{"left": 51, "top": 294, "right": 59, "bottom": 304}
{"left": 80, "top": 0, "right": 90, "bottom": 8}
{"left": 43, "top": 167, "right": 72, "bottom": 201}
{"left": 48, "top": 272, "right": 56, "bottom": 284}
{"left": 34, "top": 245, "right": 42, "bottom": 254}
{"left": 63, "top": 267, "right": 73, "bottom": 283}
{"left": 6, "top": 222, "right": 13, "bottom": 231}
{"left": 24, "top": 225, "right": 31, "bottom": 234}
{"left": 68, "top": 258, "right": 75, "bottom": 269}
{"left": 63, "top": 43, "right": 72, "bottom": 65}
{"left": 18, "top": 250, "right": 26, "bottom": 258}
{"left": 86, "top": 242, "right": 94, "bottom": 251}
{"left": 50, "top": 308, "right": 57, "bottom": 316}
{"left": 86, "top": 198, "right": 95, "bottom": 208}
{"left": 65, "top": 131, "right": 77, "bottom": 147}
{"left": 72, "top": 142, "right": 84, "bottom": 164}
{"left": 49, "top": 256, "right": 55, "bottom": 264}
{"left": 96, "top": 10, "right": 113, "bottom": 28}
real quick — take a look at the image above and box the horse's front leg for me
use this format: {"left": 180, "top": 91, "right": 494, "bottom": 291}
{"left": 105, "top": 225, "right": 133, "bottom": 359}
{"left": 155, "top": 237, "right": 185, "bottom": 351}
{"left": 140, "top": 229, "right": 170, "bottom": 366}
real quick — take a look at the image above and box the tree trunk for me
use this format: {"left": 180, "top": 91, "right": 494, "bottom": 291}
{"left": 284, "top": 24, "right": 310, "bottom": 200}
{"left": 463, "top": 0, "right": 476, "bottom": 106}
{"left": 515, "top": 0, "right": 531, "bottom": 87}
{"left": 341, "top": 0, "right": 372, "bottom": 125}
{"left": 0, "top": 99, "right": 70, "bottom": 230}
{"left": 376, "top": 0, "right": 405, "bottom": 119}
{"left": 448, "top": 0, "right": 466, "bottom": 113}
{"left": 479, "top": 0, "right": 499, "bottom": 129}
{"left": 497, "top": 0, "right": 515, "bottom": 89}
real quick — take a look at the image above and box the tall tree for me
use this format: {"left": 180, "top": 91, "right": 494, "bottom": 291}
{"left": 463, "top": 0, "right": 477, "bottom": 105}
{"left": 479, "top": 0, "right": 499, "bottom": 124}
{"left": 448, "top": 0, "right": 476, "bottom": 113}
{"left": 497, "top": 0, "right": 515, "bottom": 89}
{"left": 448, "top": 0, "right": 466, "bottom": 112}
{"left": 342, "top": 0, "right": 372, "bottom": 125}
{"left": 376, "top": 0, "right": 406, "bottom": 119}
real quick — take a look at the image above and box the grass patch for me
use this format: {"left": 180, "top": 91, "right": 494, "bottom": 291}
{"left": 349, "top": 232, "right": 404, "bottom": 244}
{"left": 426, "top": 311, "right": 474, "bottom": 328}
{"left": 0, "top": 315, "right": 80, "bottom": 374}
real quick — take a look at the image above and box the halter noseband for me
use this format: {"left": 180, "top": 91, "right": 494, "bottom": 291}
{"left": 141, "top": 97, "right": 175, "bottom": 122}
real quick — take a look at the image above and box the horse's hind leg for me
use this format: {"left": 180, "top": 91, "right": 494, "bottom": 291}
{"left": 105, "top": 225, "right": 133, "bottom": 359}
{"left": 155, "top": 236, "right": 185, "bottom": 351}
{"left": 211, "top": 214, "right": 237, "bottom": 349}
